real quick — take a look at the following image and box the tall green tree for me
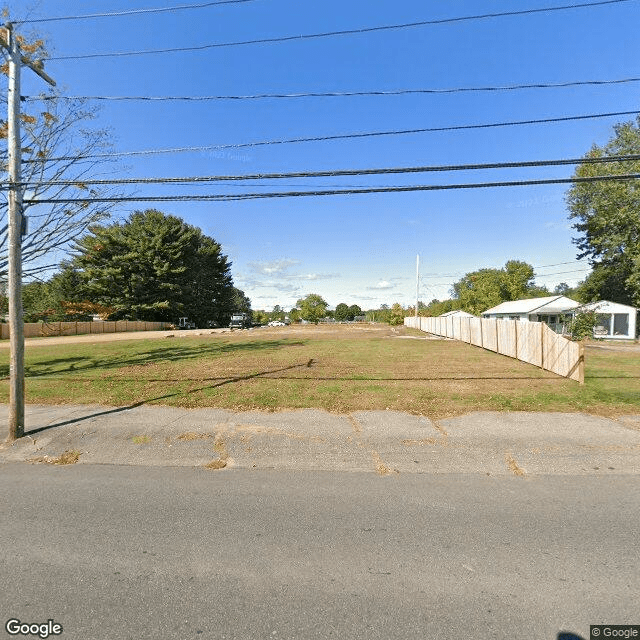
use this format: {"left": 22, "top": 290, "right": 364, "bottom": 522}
{"left": 296, "top": 293, "right": 328, "bottom": 324}
{"left": 334, "top": 303, "right": 350, "bottom": 321}
{"left": 73, "top": 210, "right": 236, "bottom": 326}
{"left": 348, "top": 304, "right": 363, "bottom": 319}
{"left": 389, "top": 303, "right": 405, "bottom": 326}
{"left": 231, "top": 288, "right": 252, "bottom": 324}
{"left": 21, "top": 263, "right": 86, "bottom": 322}
{"left": 452, "top": 260, "right": 544, "bottom": 315}
{"left": 566, "top": 116, "right": 640, "bottom": 306}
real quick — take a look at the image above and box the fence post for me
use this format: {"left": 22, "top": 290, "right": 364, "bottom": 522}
{"left": 540, "top": 322, "right": 545, "bottom": 371}
{"left": 578, "top": 341, "right": 585, "bottom": 385}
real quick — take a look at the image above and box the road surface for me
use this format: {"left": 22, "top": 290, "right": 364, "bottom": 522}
{"left": 1, "top": 463, "right": 638, "bottom": 640}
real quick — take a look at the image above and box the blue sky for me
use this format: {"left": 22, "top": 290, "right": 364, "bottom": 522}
{"left": 7, "top": 0, "right": 640, "bottom": 310}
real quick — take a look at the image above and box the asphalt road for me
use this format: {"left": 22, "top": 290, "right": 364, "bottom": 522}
{"left": 1, "top": 464, "right": 638, "bottom": 640}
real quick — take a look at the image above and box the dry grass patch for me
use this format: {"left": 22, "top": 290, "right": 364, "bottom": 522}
{"left": 203, "top": 433, "right": 229, "bottom": 470}
{"left": 505, "top": 453, "right": 526, "bottom": 476}
{"left": 203, "top": 459, "right": 227, "bottom": 470}
{"left": 177, "top": 431, "right": 212, "bottom": 441}
{"left": 29, "top": 450, "right": 81, "bottom": 465}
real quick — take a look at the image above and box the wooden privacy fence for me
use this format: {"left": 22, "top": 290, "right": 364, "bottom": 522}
{"left": 405, "top": 316, "right": 584, "bottom": 383}
{"left": 0, "top": 320, "right": 170, "bottom": 340}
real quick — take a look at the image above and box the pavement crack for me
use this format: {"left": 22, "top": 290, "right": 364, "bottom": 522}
{"left": 505, "top": 452, "right": 526, "bottom": 477}
{"left": 204, "top": 433, "right": 229, "bottom": 470}
{"left": 348, "top": 415, "right": 363, "bottom": 434}
{"left": 432, "top": 420, "right": 448, "bottom": 436}
{"left": 371, "top": 450, "right": 398, "bottom": 476}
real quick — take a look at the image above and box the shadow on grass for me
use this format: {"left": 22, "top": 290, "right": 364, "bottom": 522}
{"left": 22, "top": 374, "right": 565, "bottom": 383}
{"left": 24, "top": 359, "right": 315, "bottom": 436}
{"left": 0, "top": 339, "right": 307, "bottom": 380}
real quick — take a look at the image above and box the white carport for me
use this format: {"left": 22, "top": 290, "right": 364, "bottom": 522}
{"left": 575, "top": 300, "right": 637, "bottom": 340}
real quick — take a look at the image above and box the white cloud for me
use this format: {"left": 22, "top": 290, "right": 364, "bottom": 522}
{"left": 248, "top": 258, "right": 300, "bottom": 275}
{"left": 294, "top": 273, "right": 341, "bottom": 281}
{"left": 367, "top": 280, "right": 395, "bottom": 290}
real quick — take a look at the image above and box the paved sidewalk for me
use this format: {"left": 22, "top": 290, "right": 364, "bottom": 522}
{"left": 0, "top": 405, "right": 640, "bottom": 476}
{"left": 1, "top": 404, "right": 639, "bottom": 475}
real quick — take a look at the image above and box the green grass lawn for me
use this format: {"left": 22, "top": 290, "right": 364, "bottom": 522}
{"left": 0, "top": 324, "right": 637, "bottom": 418}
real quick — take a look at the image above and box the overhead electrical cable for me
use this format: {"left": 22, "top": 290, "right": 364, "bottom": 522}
{"left": 535, "top": 268, "right": 592, "bottom": 276}
{"left": 27, "top": 76, "right": 640, "bottom": 102}
{"left": 47, "top": 0, "right": 635, "bottom": 61}
{"left": 14, "top": 0, "right": 260, "bottom": 24}
{"left": 421, "top": 260, "right": 588, "bottom": 280}
{"left": 23, "top": 173, "right": 640, "bottom": 205}
{"left": 426, "top": 266, "right": 592, "bottom": 286}
{"left": 13, "top": 153, "right": 640, "bottom": 188}
{"left": 24, "top": 109, "right": 640, "bottom": 163}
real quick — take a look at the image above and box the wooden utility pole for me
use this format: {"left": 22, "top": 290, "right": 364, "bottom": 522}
{"left": 415, "top": 254, "right": 419, "bottom": 320}
{"left": 1, "top": 24, "right": 55, "bottom": 441}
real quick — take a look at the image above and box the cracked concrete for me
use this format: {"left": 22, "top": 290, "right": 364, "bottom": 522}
{"left": 1, "top": 404, "right": 640, "bottom": 476}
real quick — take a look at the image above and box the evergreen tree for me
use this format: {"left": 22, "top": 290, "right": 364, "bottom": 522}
{"left": 73, "top": 210, "right": 237, "bottom": 326}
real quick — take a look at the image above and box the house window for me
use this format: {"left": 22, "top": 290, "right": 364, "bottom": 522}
{"left": 613, "top": 314, "right": 629, "bottom": 336}
{"left": 595, "top": 314, "right": 611, "bottom": 336}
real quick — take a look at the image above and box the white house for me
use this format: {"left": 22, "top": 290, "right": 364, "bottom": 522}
{"left": 574, "top": 300, "right": 637, "bottom": 340}
{"left": 481, "top": 296, "right": 580, "bottom": 328}
{"left": 482, "top": 295, "right": 637, "bottom": 340}
{"left": 439, "top": 310, "right": 476, "bottom": 318}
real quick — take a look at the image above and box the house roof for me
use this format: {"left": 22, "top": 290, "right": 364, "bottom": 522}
{"left": 575, "top": 300, "right": 638, "bottom": 313}
{"left": 482, "top": 296, "right": 580, "bottom": 316}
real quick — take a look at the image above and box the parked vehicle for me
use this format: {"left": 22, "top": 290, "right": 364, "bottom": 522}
{"left": 229, "top": 312, "right": 251, "bottom": 329}
{"left": 268, "top": 320, "right": 286, "bottom": 327}
{"left": 177, "top": 317, "right": 196, "bottom": 329}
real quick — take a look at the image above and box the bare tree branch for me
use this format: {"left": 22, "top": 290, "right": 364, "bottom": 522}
{"left": 0, "top": 85, "right": 124, "bottom": 279}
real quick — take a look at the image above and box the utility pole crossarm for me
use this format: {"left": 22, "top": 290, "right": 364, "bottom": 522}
{"left": 0, "top": 25, "right": 56, "bottom": 86}
{"left": 20, "top": 55, "right": 56, "bottom": 87}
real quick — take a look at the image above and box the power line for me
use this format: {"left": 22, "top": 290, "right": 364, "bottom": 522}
{"left": 47, "top": 0, "right": 635, "bottom": 61}
{"left": 14, "top": 0, "right": 260, "bottom": 24}
{"left": 421, "top": 260, "right": 588, "bottom": 280}
{"left": 535, "top": 268, "right": 592, "bottom": 276}
{"left": 24, "top": 109, "right": 640, "bottom": 163}
{"left": 13, "top": 153, "right": 640, "bottom": 188}
{"left": 425, "top": 266, "right": 591, "bottom": 286}
{"left": 23, "top": 173, "right": 640, "bottom": 205}
{"left": 535, "top": 260, "right": 588, "bottom": 268}
{"left": 26, "top": 76, "right": 640, "bottom": 103}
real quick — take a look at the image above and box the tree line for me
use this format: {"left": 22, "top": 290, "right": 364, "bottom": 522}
{"left": 9, "top": 210, "right": 249, "bottom": 328}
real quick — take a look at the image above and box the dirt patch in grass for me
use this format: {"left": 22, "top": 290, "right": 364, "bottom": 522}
{"left": 1, "top": 323, "right": 637, "bottom": 419}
